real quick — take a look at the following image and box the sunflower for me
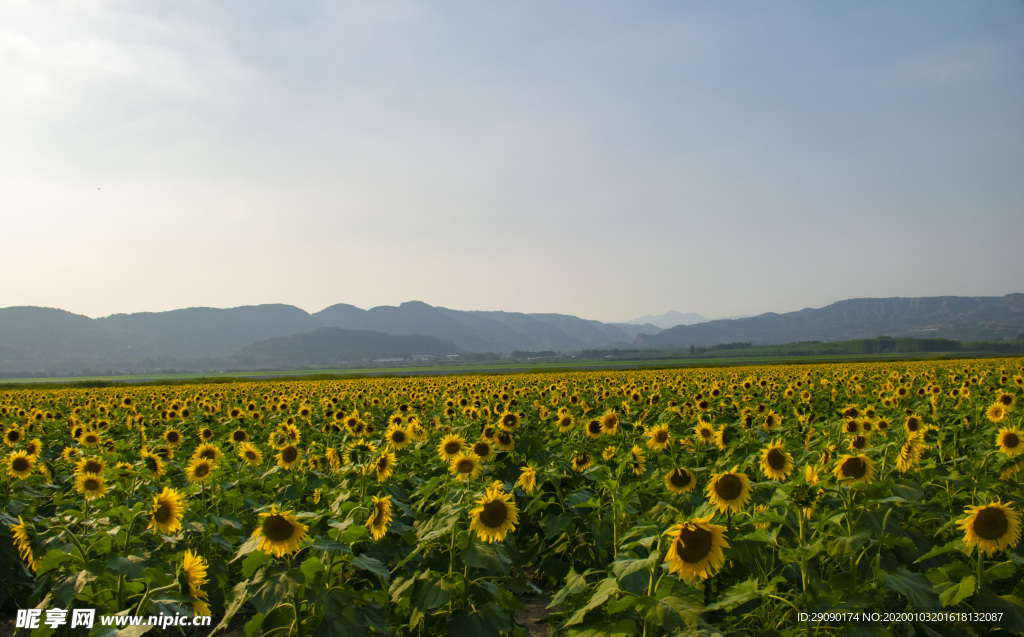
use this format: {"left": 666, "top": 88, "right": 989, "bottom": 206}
{"left": 7, "top": 450, "right": 35, "bottom": 479}
{"left": 516, "top": 465, "right": 538, "bottom": 495}
{"left": 164, "top": 428, "right": 184, "bottom": 447}
{"left": 74, "top": 472, "right": 107, "bottom": 499}
{"left": 470, "top": 481, "right": 519, "bottom": 543}
{"left": 897, "top": 433, "right": 927, "bottom": 472}
{"left": 148, "top": 487, "right": 187, "bottom": 535}
{"left": 556, "top": 414, "right": 575, "bottom": 433}
{"left": 472, "top": 441, "right": 493, "bottom": 462}
{"left": 276, "top": 444, "right": 303, "bottom": 470}
{"left": 958, "top": 500, "right": 1021, "bottom": 557}
{"left": 602, "top": 445, "right": 617, "bottom": 461}
{"left": 707, "top": 468, "right": 752, "bottom": 515}
{"left": 11, "top": 516, "right": 39, "bottom": 573}
{"left": 193, "top": 443, "right": 222, "bottom": 463}
{"left": 628, "top": 445, "right": 647, "bottom": 476}
{"left": 449, "top": 453, "right": 482, "bottom": 481}
{"left": 4, "top": 427, "right": 23, "bottom": 445}
{"left": 79, "top": 430, "right": 102, "bottom": 448}
{"left": 600, "top": 410, "right": 619, "bottom": 435}
{"left": 437, "top": 434, "right": 466, "bottom": 462}
{"left": 237, "top": 442, "right": 263, "bottom": 466}
{"left": 761, "top": 411, "right": 781, "bottom": 430}
{"left": 498, "top": 411, "right": 520, "bottom": 430}
{"left": 141, "top": 449, "right": 166, "bottom": 478}
{"left": 229, "top": 428, "right": 249, "bottom": 445}
{"left": 385, "top": 425, "right": 412, "bottom": 450}
{"left": 344, "top": 439, "right": 378, "bottom": 469}
{"left": 905, "top": 415, "right": 925, "bottom": 434}
{"left": 571, "top": 453, "right": 594, "bottom": 472}
{"left": 365, "top": 495, "right": 393, "bottom": 541}
{"left": 198, "top": 427, "right": 215, "bottom": 442}
{"left": 645, "top": 424, "right": 671, "bottom": 451}
{"left": 665, "top": 467, "right": 697, "bottom": 495}
{"left": 585, "top": 419, "right": 603, "bottom": 439}
{"left": 664, "top": 515, "right": 729, "bottom": 583}
{"left": 186, "top": 458, "right": 216, "bottom": 484}
{"left": 374, "top": 450, "right": 397, "bottom": 483}
{"left": 181, "top": 550, "right": 211, "bottom": 616}
{"left": 760, "top": 440, "right": 794, "bottom": 481}
{"left": 694, "top": 421, "right": 716, "bottom": 446}
{"left": 995, "top": 392, "right": 1017, "bottom": 411}
{"left": 997, "top": 428, "right": 1023, "bottom": 456}
{"left": 493, "top": 431, "right": 515, "bottom": 452}
{"left": 22, "top": 438, "right": 42, "bottom": 458}
{"left": 253, "top": 506, "right": 308, "bottom": 557}
{"left": 833, "top": 454, "right": 874, "bottom": 485}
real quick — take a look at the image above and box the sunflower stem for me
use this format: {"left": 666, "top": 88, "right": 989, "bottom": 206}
{"left": 976, "top": 549, "right": 985, "bottom": 591}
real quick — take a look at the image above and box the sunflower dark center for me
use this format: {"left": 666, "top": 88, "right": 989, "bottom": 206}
{"left": 480, "top": 500, "right": 508, "bottom": 528}
{"left": 973, "top": 507, "right": 1009, "bottom": 541}
{"left": 193, "top": 463, "right": 210, "bottom": 477}
{"left": 392, "top": 430, "right": 406, "bottom": 443}
{"left": 767, "top": 448, "right": 786, "bottom": 470}
{"left": 999, "top": 395, "right": 1013, "bottom": 406}
{"left": 699, "top": 428, "right": 712, "bottom": 438}
{"left": 456, "top": 458, "right": 475, "bottom": 473}
{"left": 154, "top": 503, "right": 172, "bottom": 523}
{"left": 84, "top": 434, "right": 98, "bottom": 443}
{"left": 200, "top": 449, "right": 217, "bottom": 460}
{"left": 654, "top": 430, "right": 668, "bottom": 443}
{"left": 7, "top": 431, "right": 21, "bottom": 442}
{"left": 167, "top": 432, "right": 180, "bottom": 443}
{"left": 84, "top": 478, "right": 100, "bottom": 491}
{"left": 444, "top": 441, "right": 461, "bottom": 455}
{"left": 714, "top": 474, "right": 742, "bottom": 500}
{"left": 282, "top": 447, "right": 298, "bottom": 463}
{"left": 497, "top": 433, "right": 512, "bottom": 445}
{"left": 907, "top": 420, "right": 919, "bottom": 432}
{"left": 12, "top": 457, "right": 30, "bottom": 472}
{"left": 370, "top": 503, "right": 387, "bottom": 526}
{"left": 1003, "top": 433, "right": 1020, "bottom": 449}
{"left": 841, "top": 457, "right": 866, "bottom": 479}
{"left": 852, "top": 436, "right": 867, "bottom": 450}
{"left": 473, "top": 443, "right": 490, "bottom": 457}
{"left": 588, "top": 421, "right": 602, "bottom": 434}
{"left": 232, "top": 431, "right": 247, "bottom": 441}
{"left": 262, "top": 515, "right": 296, "bottom": 542}
{"left": 84, "top": 460, "right": 102, "bottom": 473}
{"left": 502, "top": 415, "right": 517, "bottom": 427}
{"left": 670, "top": 470, "right": 691, "bottom": 487}
{"left": 675, "top": 525, "right": 713, "bottom": 563}
{"left": 246, "top": 450, "right": 258, "bottom": 460}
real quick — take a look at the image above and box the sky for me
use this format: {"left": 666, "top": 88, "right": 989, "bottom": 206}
{"left": 2, "top": 1, "right": 1022, "bottom": 324}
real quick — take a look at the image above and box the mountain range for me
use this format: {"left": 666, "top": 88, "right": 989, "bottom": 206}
{"left": 0, "top": 294, "right": 1021, "bottom": 376}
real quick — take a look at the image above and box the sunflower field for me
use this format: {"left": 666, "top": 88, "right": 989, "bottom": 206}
{"left": 2, "top": 358, "right": 1024, "bottom": 636}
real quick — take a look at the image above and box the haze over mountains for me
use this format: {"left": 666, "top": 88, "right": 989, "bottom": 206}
{"left": 0, "top": 294, "right": 1021, "bottom": 376}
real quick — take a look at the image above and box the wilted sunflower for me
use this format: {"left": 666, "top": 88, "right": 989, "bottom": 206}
{"left": 996, "top": 428, "right": 1023, "bottom": 456}
{"left": 833, "top": 454, "right": 874, "bottom": 485}
{"left": 253, "top": 506, "right": 308, "bottom": 557}
{"left": 664, "top": 515, "right": 729, "bottom": 583}
{"left": 470, "top": 481, "right": 519, "bottom": 543}
{"left": 237, "top": 442, "right": 263, "bottom": 466}
{"left": 182, "top": 550, "right": 211, "bottom": 616}
{"left": 7, "top": 450, "right": 35, "bottom": 479}
{"left": 449, "top": 452, "right": 482, "bottom": 481}
{"left": 707, "top": 468, "right": 752, "bottom": 515}
{"left": 11, "top": 516, "right": 38, "bottom": 573}
{"left": 75, "top": 472, "right": 107, "bottom": 499}
{"left": 276, "top": 444, "right": 303, "bottom": 470}
{"left": 186, "top": 458, "right": 216, "bottom": 484}
{"left": 665, "top": 467, "right": 697, "bottom": 495}
{"left": 760, "top": 441, "right": 794, "bottom": 481}
{"left": 437, "top": 434, "right": 466, "bottom": 462}
{"left": 365, "top": 495, "right": 393, "bottom": 541}
{"left": 148, "top": 487, "right": 187, "bottom": 535}
{"left": 645, "top": 424, "right": 671, "bottom": 451}
{"left": 958, "top": 500, "right": 1021, "bottom": 557}
{"left": 516, "top": 465, "right": 538, "bottom": 495}
{"left": 385, "top": 425, "right": 412, "bottom": 450}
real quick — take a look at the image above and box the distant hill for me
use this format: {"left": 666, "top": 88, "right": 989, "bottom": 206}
{"left": 623, "top": 310, "right": 707, "bottom": 329}
{"left": 230, "top": 328, "right": 459, "bottom": 368}
{"left": 638, "top": 295, "right": 1024, "bottom": 348}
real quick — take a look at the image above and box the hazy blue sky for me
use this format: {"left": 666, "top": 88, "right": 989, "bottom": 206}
{"left": 2, "top": 1, "right": 1021, "bottom": 323}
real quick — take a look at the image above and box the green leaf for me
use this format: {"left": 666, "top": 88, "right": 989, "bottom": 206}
{"left": 412, "top": 571, "right": 455, "bottom": 611}
{"left": 105, "top": 555, "right": 146, "bottom": 579}
{"left": 231, "top": 536, "right": 260, "bottom": 563}
{"left": 609, "top": 555, "right": 657, "bottom": 581}
{"left": 549, "top": 569, "right": 588, "bottom": 608}
{"left": 566, "top": 618, "right": 636, "bottom": 637}
{"left": 210, "top": 581, "right": 250, "bottom": 635}
{"left": 244, "top": 613, "right": 264, "bottom": 637}
{"left": 352, "top": 554, "right": 390, "bottom": 582}
{"left": 462, "top": 542, "right": 509, "bottom": 576}
{"left": 648, "top": 595, "right": 701, "bottom": 631}
{"left": 242, "top": 549, "right": 271, "bottom": 578}
{"left": 301, "top": 555, "right": 326, "bottom": 586}
{"left": 565, "top": 577, "right": 618, "bottom": 626}
{"left": 540, "top": 512, "right": 574, "bottom": 538}
{"left": 938, "top": 575, "right": 975, "bottom": 607}
{"left": 251, "top": 571, "right": 302, "bottom": 616}
{"left": 317, "top": 589, "right": 362, "bottom": 637}
{"left": 704, "top": 578, "right": 759, "bottom": 612}
{"left": 884, "top": 567, "right": 940, "bottom": 610}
